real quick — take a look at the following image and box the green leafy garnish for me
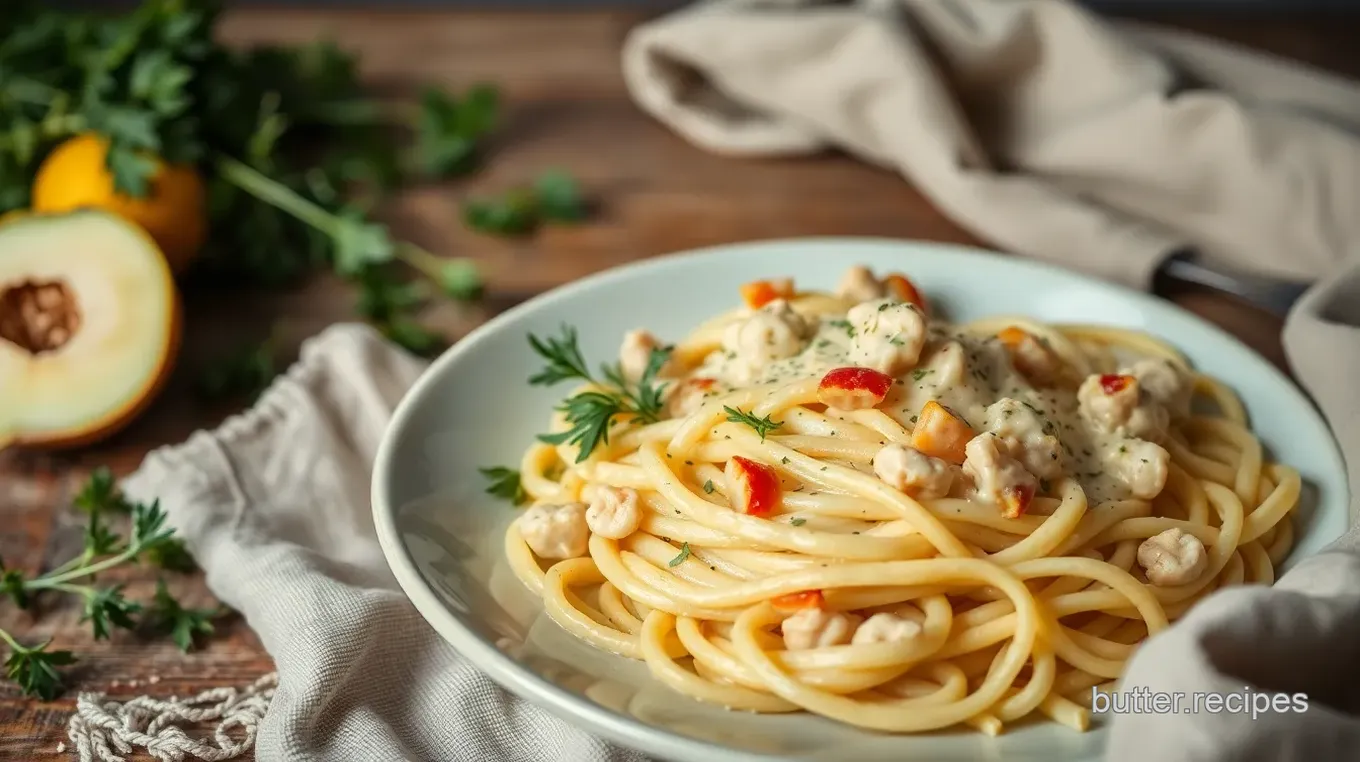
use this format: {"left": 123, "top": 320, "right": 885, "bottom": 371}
{"left": 0, "top": 468, "right": 221, "bottom": 697}
{"left": 702, "top": 480, "right": 715, "bottom": 494}
{"left": 197, "top": 338, "right": 278, "bottom": 403}
{"left": 1, "top": 636, "right": 76, "bottom": 702}
{"left": 144, "top": 579, "right": 217, "bottom": 653}
{"left": 911, "top": 368, "right": 934, "bottom": 381}
{"left": 790, "top": 518, "right": 806, "bottom": 527}
{"left": 533, "top": 170, "right": 586, "bottom": 222}
{"left": 414, "top": 84, "right": 498, "bottom": 177}
{"left": 463, "top": 170, "right": 588, "bottom": 236}
{"left": 723, "top": 406, "right": 783, "bottom": 442}
{"left": 479, "top": 467, "right": 528, "bottom": 505}
{"left": 668, "top": 543, "right": 692, "bottom": 568}
{"left": 529, "top": 326, "right": 671, "bottom": 462}
{"left": 80, "top": 586, "right": 142, "bottom": 641}
{"left": 73, "top": 467, "right": 134, "bottom": 515}
{"left": 464, "top": 188, "right": 539, "bottom": 235}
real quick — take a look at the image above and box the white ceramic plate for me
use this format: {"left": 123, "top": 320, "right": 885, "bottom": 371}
{"left": 372, "top": 238, "right": 1349, "bottom": 762}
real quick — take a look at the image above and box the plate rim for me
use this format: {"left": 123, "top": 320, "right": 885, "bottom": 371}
{"left": 371, "top": 236, "right": 1350, "bottom": 762}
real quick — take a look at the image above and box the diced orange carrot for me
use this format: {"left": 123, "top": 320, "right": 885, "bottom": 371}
{"left": 1001, "top": 483, "right": 1035, "bottom": 519}
{"left": 996, "top": 326, "right": 1029, "bottom": 348}
{"left": 817, "top": 366, "right": 894, "bottom": 410}
{"left": 771, "top": 590, "right": 824, "bottom": 611}
{"left": 884, "top": 273, "right": 928, "bottom": 314}
{"left": 739, "top": 279, "right": 795, "bottom": 309}
{"left": 910, "top": 401, "right": 975, "bottom": 465}
{"left": 726, "top": 456, "right": 782, "bottom": 517}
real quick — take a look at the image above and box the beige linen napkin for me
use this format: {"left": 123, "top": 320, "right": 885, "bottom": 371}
{"left": 73, "top": 325, "right": 647, "bottom": 762}
{"left": 620, "top": 0, "right": 1360, "bottom": 759}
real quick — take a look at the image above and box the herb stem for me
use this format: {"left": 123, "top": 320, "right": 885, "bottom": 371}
{"left": 45, "top": 551, "right": 91, "bottom": 579}
{"left": 27, "top": 549, "right": 138, "bottom": 590}
{"left": 216, "top": 155, "right": 338, "bottom": 234}
{"left": 0, "top": 626, "right": 19, "bottom": 652}
{"left": 393, "top": 242, "right": 445, "bottom": 279}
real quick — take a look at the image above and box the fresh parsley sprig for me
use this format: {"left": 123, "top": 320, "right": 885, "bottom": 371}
{"left": 0, "top": 468, "right": 222, "bottom": 699}
{"left": 527, "top": 325, "right": 671, "bottom": 462}
{"left": 0, "top": 634, "right": 76, "bottom": 701}
{"left": 723, "top": 406, "right": 783, "bottom": 442}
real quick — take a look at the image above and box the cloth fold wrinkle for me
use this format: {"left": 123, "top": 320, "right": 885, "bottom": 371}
{"left": 86, "top": 1, "right": 1360, "bottom": 760}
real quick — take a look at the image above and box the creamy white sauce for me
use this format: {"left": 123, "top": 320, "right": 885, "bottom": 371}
{"left": 692, "top": 317, "right": 1161, "bottom": 503}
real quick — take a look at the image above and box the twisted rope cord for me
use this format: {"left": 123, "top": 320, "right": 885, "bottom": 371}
{"left": 66, "top": 672, "right": 278, "bottom": 762}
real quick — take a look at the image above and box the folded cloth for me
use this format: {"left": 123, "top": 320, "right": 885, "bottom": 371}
{"left": 77, "top": 1, "right": 1360, "bottom": 761}
{"left": 113, "top": 326, "right": 646, "bottom": 762}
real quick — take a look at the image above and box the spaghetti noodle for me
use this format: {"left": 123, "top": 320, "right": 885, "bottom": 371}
{"left": 496, "top": 265, "right": 1299, "bottom": 735}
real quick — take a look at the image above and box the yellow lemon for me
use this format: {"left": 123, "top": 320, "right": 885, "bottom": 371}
{"left": 31, "top": 134, "right": 206, "bottom": 274}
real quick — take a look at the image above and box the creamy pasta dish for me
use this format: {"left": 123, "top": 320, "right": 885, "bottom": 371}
{"left": 486, "top": 265, "right": 1300, "bottom": 735}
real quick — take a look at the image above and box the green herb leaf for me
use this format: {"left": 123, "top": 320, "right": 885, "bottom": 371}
{"left": 332, "top": 214, "right": 396, "bottom": 275}
{"left": 538, "top": 391, "right": 623, "bottom": 463}
{"left": 463, "top": 188, "right": 538, "bottom": 236}
{"left": 3, "top": 639, "right": 76, "bottom": 701}
{"left": 196, "top": 339, "right": 277, "bottom": 403}
{"left": 527, "top": 325, "right": 592, "bottom": 386}
{"left": 668, "top": 542, "right": 692, "bottom": 568}
{"left": 146, "top": 538, "right": 196, "bottom": 573}
{"left": 0, "top": 560, "right": 28, "bottom": 610}
{"left": 790, "top": 518, "right": 806, "bottom": 527}
{"left": 144, "top": 579, "right": 216, "bottom": 653}
{"left": 702, "top": 480, "right": 715, "bottom": 495}
{"left": 534, "top": 170, "right": 585, "bottom": 222}
{"left": 723, "top": 406, "right": 783, "bottom": 442}
{"left": 81, "top": 586, "right": 142, "bottom": 641}
{"left": 74, "top": 467, "right": 133, "bottom": 515}
{"left": 84, "top": 509, "right": 123, "bottom": 558}
{"left": 479, "top": 467, "right": 527, "bottom": 505}
{"left": 414, "top": 83, "right": 498, "bottom": 177}
{"left": 379, "top": 318, "right": 443, "bottom": 357}
{"left": 911, "top": 368, "right": 934, "bottom": 381}
{"left": 438, "top": 259, "right": 482, "bottom": 300}
{"left": 129, "top": 500, "right": 176, "bottom": 559}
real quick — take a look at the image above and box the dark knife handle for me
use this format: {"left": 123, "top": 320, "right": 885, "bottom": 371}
{"left": 1153, "top": 249, "right": 1312, "bottom": 318}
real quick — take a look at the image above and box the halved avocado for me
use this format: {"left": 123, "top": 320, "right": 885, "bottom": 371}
{"left": 0, "top": 210, "right": 182, "bottom": 449}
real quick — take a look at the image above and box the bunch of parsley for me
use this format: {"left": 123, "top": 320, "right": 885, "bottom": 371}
{"left": 0, "top": 468, "right": 219, "bottom": 700}
{"left": 0, "top": 0, "right": 500, "bottom": 355}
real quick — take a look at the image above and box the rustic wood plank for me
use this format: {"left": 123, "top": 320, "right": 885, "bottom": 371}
{"left": 1, "top": 6, "right": 1355, "bottom": 759}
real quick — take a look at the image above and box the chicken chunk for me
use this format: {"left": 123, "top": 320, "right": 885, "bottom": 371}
{"left": 983, "top": 398, "right": 1064, "bottom": 480}
{"left": 872, "top": 444, "right": 954, "bottom": 499}
{"left": 846, "top": 299, "right": 927, "bottom": 376}
{"left": 997, "top": 327, "right": 1065, "bottom": 386}
{"left": 850, "top": 612, "right": 923, "bottom": 645}
{"left": 1125, "top": 359, "right": 1193, "bottom": 420}
{"left": 1106, "top": 439, "right": 1171, "bottom": 500}
{"left": 721, "top": 299, "right": 815, "bottom": 384}
{"left": 518, "top": 503, "right": 590, "bottom": 559}
{"left": 837, "top": 265, "right": 887, "bottom": 303}
{"left": 584, "top": 486, "right": 642, "bottom": 539}
{"left": 1077, "top": 373, "right": 1169, "bottom": 442}
{"left": 781, "top": 608, "right": 862, "bottom": 650}
{"left": 963, "top": 434, "right": 1038, "bottom": 518}
{"left": 1138, "top": 528, "right": 1207, "bottom": 586}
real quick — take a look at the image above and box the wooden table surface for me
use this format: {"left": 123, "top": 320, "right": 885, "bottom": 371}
{"left": 2, "top": 6, "right": 1357, "bottom": 759}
